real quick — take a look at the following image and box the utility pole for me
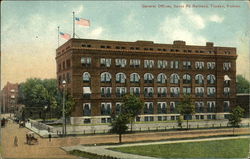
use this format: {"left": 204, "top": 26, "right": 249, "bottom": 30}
{"left": 0, "top": 28, "right": 2, "bottom": 145}
{"left": 57, "top": 26, "right": 60, "bottom": 47}
{"left": 73, "top": 11, "right": 75, "bottom": 38}
{"left": 62, "top": 80, "right": 66, "bottom": 136}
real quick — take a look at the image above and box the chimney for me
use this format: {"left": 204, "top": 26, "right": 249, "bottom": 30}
{"left": 206, "top": 42, "right": 214, "bottom": 47}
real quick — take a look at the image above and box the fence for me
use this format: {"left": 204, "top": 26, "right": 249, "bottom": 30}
{"left": 55, "top": 122, "right": 250, "bottom": 136}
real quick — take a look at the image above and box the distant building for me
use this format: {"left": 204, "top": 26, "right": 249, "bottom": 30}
{"left": 56, "top": 38, "right": 237, "bottom": 124}
{"left": 1, "top": 82, "right": 19, "bottom": 113}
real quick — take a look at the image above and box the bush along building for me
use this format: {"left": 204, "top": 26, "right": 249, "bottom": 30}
{"left": 56, "top": 39, "right": 237, "bottom": 124}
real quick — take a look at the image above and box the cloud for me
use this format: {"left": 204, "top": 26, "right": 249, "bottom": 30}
{"left": 89, "top": 27, "right": 103, "bottom": 38}
{"left": 181, "top": 7, "right": 206, "bottom": 29}
{"left": 209, "top": 15, "right": 224, "bottom": 23}
{"left": 159, "top": 13, "right": 207, "bottom": 45}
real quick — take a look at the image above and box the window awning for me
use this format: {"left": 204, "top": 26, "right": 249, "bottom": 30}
{"left": 83, "top": 87, "right": 91, "bottom": 94}
{"left": 224, "top": 75, "right": 231, "bottom": 81}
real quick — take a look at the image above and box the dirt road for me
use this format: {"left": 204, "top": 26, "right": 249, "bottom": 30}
{"left": 2, "top": 121, "right": 249, "bottom": 158}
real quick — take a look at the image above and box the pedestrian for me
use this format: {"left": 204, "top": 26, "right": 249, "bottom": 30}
{"left": 26, "top": 134, "right": 29, "bottom": 144}
{"left": 14, "top": 136, "right": 18, "bottom": 146}
{"left": 48, "top": 133, "right": 52, "bottom": 142}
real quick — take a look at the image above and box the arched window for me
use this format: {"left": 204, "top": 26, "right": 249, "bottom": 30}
{"left": 183, "top": 74, "right": 191, "bottom": 84}
{"left": 195, "top": 74, "right": 204, "bottom": 84}
{"left": 207, "top": 74, "right": 216, "bottom": 84}
{"left": 101, "top": 72, "right": 112, "bottom": 83}
{"left": 130, "top": 73, "right": 140, "bottom": 83}
{"left": 83, "top": 72, "right": 91, "bottom": 82}
{"left": 170, "top": 73, "right": 179, "bottom": 84}
{"left": 116, "top": 73, "right": 126, "bottom": 83}
{"left": 157, "top": 73, "right": 167, "bottom": 84}
{"left": 144, "top": 73, "right": 154, "bottom": 83}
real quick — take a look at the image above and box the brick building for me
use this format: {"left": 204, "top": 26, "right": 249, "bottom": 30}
{"left": 1, "top": 82, "right": 19, "bottom": 113}
{"left": 56, "top": 39, "right": 237, "bottom": 124}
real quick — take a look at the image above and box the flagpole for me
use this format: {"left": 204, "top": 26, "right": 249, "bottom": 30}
{"left": 57, "top": 26, "right": 60, "bottom": 47}
{"left": 73, "top": 11, "right": 75, "bottom": 38}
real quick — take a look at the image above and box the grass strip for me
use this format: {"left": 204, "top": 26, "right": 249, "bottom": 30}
{"left": 110, "top": 138, "right": 250, "bottom": 158}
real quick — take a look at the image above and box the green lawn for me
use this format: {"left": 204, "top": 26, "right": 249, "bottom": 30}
{"left": 111, "top": 138, "right": 250, "bottom": 158}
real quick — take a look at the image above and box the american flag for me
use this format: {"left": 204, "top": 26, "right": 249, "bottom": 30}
{"left": 60, "top": 32, "right": 71, "bottom": 40}
{"left": 75, "top": 17, "right": 90, "bottom": 27}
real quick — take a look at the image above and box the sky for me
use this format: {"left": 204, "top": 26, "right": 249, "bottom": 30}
{"left": 1, "top": 1, "right": 250, "bottom": 87}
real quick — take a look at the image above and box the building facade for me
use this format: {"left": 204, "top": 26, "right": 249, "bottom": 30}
{"left": 1, "top": 82, "right": 19, "bottom": 113}
{"left": 56, "top": 39, "right": 237, "bottom": 124}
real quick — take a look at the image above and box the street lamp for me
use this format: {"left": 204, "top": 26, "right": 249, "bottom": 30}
{"left": 44, "top": 105, "right": 48, "bottom": 122}
{"left": 62, "top": 80, "right": 66, "bottom": 136}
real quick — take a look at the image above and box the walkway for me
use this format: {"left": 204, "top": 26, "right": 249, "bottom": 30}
{"left": 1, "top": 121, "right": 77, "bottom": 159}
{"left": 63, "top": 135, "right": 250, "bottom": 159}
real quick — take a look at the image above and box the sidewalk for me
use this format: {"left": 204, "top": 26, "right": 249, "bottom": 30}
{"left": 63, "top": 135, "right": 250, "bottom": 159}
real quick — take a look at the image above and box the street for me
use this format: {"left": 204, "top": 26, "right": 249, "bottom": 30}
{"left": 1, "top": 119, "right": 250, "bottom": 158}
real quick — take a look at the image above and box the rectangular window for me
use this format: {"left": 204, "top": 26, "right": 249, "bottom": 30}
{"left": 144, "top": 60, "right": 154, "bottom": 68}
{"left": 115, "top": 102, "right": 122, "bottom": 114}
{"left": 83, "top": 103, "right": 91, "bottom": 116}
{"left": 157, "top": 60, "right": 167, "bottom": 69}
{"left": 130, "top": 59, "right": 140, "bottom": 67}
{"left": 207, "top": 87, "right": 216, "bottom": 97}
{"left": 144, "top": 87, "right": 154, "bottom": 97}
{"left": 183, "top": 87, "right": 191, "bottom": 95}
{"left": 157, "top": 87, "right": 167, "bottom": 97}
{"left": 207, "top": 101, "right": 216, "bottom": 113}
{"left": 83, "top": 87, "right": 91, "bottom": 98}
{"left": 101, "top": 102, "right": 112, "bottom": 115}
{"left": 207, "top": 62, "right": 216, "bottom": 70}
{"left": 115, "top": 59, "right": 127, "bottom": 67}
{"left": 81, "top": 57, "right": 91, "bottom": 66}
{"left": 66, "top": 72, "right": 71, "bottom": 83}
{"left": 100, "top": 58, "right": 111, "bottom": 67}
{"left": 130, "top": 87, "right": 140, "bottom": 97}
{"left": 170, "top": 87, "right": 180, "bottom": 97}
{"left": 183, "top": 61, "right": 191, "bottom": 69}
{"left": 116, "top": 87, "right": 127, "bottom": 97}
{"left": 223, "top": 87, "right": 230, "bottom": 96}
{"left": 101, "top": 87, "right": 112, "bottom": 97}
{"left": 170, "top": 61, "right": 179, "bottom": 69}
{"left": 144, "top": 102, "right": 154, "bottom": 114}
{"left": 195, "top": 102, "right": 204, "bottom": 113}
{"left": 170, "top": 102, "right": 177, "bottom": 113}
{"left": 223, "top": 62, "right": 231, "bottom": 71}
{"left": 66, "top": 59, "right": 71, "bottom": 68}
{"left": 195, "top": 87, "right": 204, "bottom": 97}
{"left": 157, "top": 102, "right": 167, "bottom": 114}
{"left": 195, "top": 61, "right": 205, "bottom": 69}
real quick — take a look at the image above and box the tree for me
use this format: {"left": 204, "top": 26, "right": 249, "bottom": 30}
{"left": 177, "top": 95, "right": 195, "bottom": 129}
{"left": 121, "top": 94, "right": 144, "bottom": 132}
{"left": 228, "top": 106, "right": 244, "bottom": 135}
{"left": 18, "top": 78, "right": 58, "bottom": 109}
{"left": 110, "top": 114, "right": 129, "bottom": 143}
{"left": 18, "top": 78, "right": 75, "bottom": 119}
{"left": 236, "top": 75, "right": 250, "bottom": 93}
